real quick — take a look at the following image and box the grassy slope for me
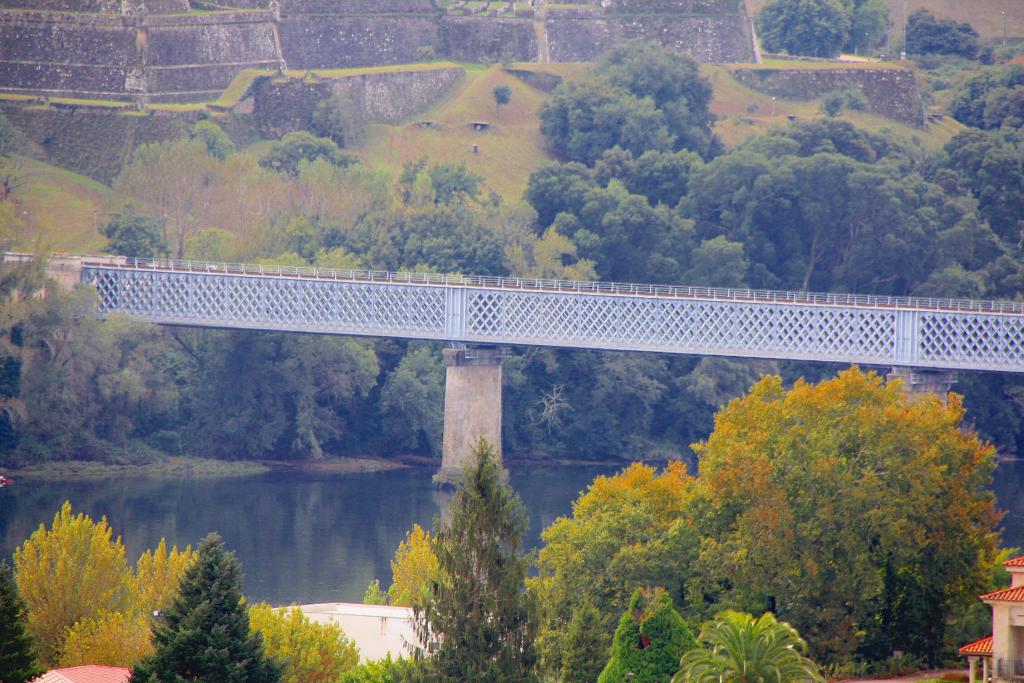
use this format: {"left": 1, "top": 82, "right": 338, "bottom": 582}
{"left": 747, "top": 0, "right": 1024, "bottom": 42}
{"left": 7, "top": 158, "right": 114, "bottom": 253}
{"left": 705, "top": 64, "right": 963, "bottom": 148}
{"left": 8, "top": 61, "right": 961, "bottom": 251}
{"left": 357, "top": 63, "right": 567, "bottom": 200}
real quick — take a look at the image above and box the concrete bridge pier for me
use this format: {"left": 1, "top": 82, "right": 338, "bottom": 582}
{"left": 888, "top": 366, "right": 958, "bottom": 402}
{"left": 433, "top": 346, "right": 505, "bottom": 489}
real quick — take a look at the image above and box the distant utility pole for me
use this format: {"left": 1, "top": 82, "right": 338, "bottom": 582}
{"left": 901, "top": 0, "right": 908, "bottom": 59}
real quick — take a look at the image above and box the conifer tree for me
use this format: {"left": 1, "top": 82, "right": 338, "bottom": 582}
{"left": 413, "top": 438, "right": 538, "bottom": 682}
{"left": 561, "top": 602, "right": 607, "bottom": 683}
{"left": 0, "top": 561, "right": 42, "bottom": 683}
{"left": 598, "top": 588, "right": 695, "bottom": 683}
{"left": 130, "top": 533, "right": 281, "bottom": 683}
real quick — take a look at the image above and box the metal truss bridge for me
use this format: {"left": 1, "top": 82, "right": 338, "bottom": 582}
{"left": 65, "top": 257, "right": 1024, "bottom": 373}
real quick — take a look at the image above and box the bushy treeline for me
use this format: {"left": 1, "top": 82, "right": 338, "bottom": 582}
{"left": 3, "top": 41, "right": 1024, "bottom": 465}
{"left": 0, "top": 371, "right": 1004, "bottom": 680}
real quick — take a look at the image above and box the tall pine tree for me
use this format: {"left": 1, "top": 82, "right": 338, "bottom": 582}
{"left": 0, "top": 561, "right": 42, "bottom": 683}
{"left": 413, "top": 438, "right": 538, "bottom": 682}
{"left": 130, "top": 533, "right": 281, "bottom": 683}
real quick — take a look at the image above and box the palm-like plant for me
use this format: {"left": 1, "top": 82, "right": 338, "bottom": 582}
{"left": 673, "top": 610, "right": 824, "bottom": 683}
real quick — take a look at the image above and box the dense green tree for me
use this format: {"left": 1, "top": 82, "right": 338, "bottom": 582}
{"left": 684, "top": 121, "right": 995, "bottom": 295}
{"left": 675, "top": 611, "right": 823, "bottom": 683}
{"left": 686, "top": 236, "right": 748, "bottom": 288}
{"left": 185, "top": 331, "right": 378, "bottom": 460}
{"left": 950, "top": 66, "right": 1024, "bottom": 130}
{"left": 598, "top": 589, "right": 695, "bottom": 683}
{"left": 939, "top": 129, "right": 1024, "bottom": 244}
{"left": 493, "top": 85, "right": 512, "bottom": 114}
{"left": 313, "top": 92, "right": 363, "bottom": 147}
{"left": 843, "top": 0, "right": 888, "bottom": 54}
{"left": 691, "top": 369, "right": 998, "bottom": 662}
{"left": 524, "top": 162, "right": 596, "bottom": 228}
{"left": 130, "top": 533, "right": 281, "bottom": 683}
{"left": 259, "top": 132, "right": 357, "bottom": 177}
{"left": 0, "top": 561, "right": 42, "bottom": 683}
{"left": 189, "top": 120, "right": 235, "bottom": 161}
{"left": 560, "top": 602, "right": 607, "bottom": 683}
{"left": 379, "top": 346, "right": 444, "bottom": 454}
{"left": 399, "top": 159, "right": 483, "bottom": 205}
{"left": 531, "top": 462, "right": 699, "bottom": 676}
{"left": 540, "top": 79, "right": 674, "bottom": 166}
{"left": 597, "top": 41, "right": 716, "bottom": 157}
{"left": 905, "top": 9, "right": 979, "bottom": 59}
{"left": 336, "top": 655, "right": 420, "bottom": 683}
{"left": 413, "top": 439, "right": 538, "bottom": 682}
{"left": 538, "top": 41, "right": 715, "bottom": 164}
{"left": 101, "top": 205, "right": 168, "bottom": 259}
{"left": 756, "top": 0, "right": 850, "bottom": 58}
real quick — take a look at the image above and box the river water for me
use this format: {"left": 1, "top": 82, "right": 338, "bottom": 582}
{"left": 1, "top": 460, "right": 1021, "bottom": 605}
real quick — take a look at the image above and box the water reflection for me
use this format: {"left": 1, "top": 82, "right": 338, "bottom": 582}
{"left": 0, "top": 464, "right": 619, "bottom": 605}
{"left": 3, "top": 458, "right": 1019, "bottom": 604}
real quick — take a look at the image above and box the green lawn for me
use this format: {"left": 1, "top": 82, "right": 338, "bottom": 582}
{"left": 8, "top": 158, "right": 114, "bottom": 253}
{"left": 357, "top": 64, "right": 572, "bottom": 201}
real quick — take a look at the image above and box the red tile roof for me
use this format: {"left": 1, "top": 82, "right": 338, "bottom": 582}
{"left": 34, "top": 666, "right": 131, "bottom": 683}
{"left": 1004, "top": 556, "right": 1024, "bottom": 568}
{"left": 981, "top": 586, "right": 1024, "bottom": 602}
{"left": 960, "top": 636, "right": 994, "bottom": 656}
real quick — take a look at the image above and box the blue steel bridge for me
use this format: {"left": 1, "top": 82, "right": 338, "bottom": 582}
{"left": 68, "top": 256, "right": 1024, "bottom": 374}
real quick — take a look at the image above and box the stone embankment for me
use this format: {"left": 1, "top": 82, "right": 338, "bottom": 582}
{"left": 731, "top": 66, "right": 925, "bottom": 127}
{"left": 0, "top": 0, "right": 756, "bottom": 103}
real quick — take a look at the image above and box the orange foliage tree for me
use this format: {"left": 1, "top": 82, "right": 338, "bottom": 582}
{"left": 691, "top": 368, "right": 999, "bottom": 663}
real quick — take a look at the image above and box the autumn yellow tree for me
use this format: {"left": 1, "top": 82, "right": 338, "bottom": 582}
{"left": 249, "top": 603, "right": 359, "bottom": 683}
{"left": 14, "top": 501, "right": 134, "bottom": 665}
{"left": 691, "top": 367, "right": 999, "bottom": 664}
{"left": 59, "top": 539, "right": 197, "bottom": 667}
{"left": 531, "top": 461, "right": 699, "bottom": 677}
{"left": 59, "top": 611, "right": 153, "bottom": 668}
{"left": 387, "top": 523, "right": 440, "bottom": 607}
{"left": 135, "top": 539, "right": 196, "bottom": 615}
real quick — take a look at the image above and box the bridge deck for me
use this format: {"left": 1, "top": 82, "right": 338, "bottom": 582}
{"left": 66, "top": 258, "right": 1024, "bottom": 373}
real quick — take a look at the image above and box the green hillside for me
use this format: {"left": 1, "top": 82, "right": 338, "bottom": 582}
{"left": 4, "top": 60, "right": 962, "bottom": 253}
{"left": 5, "top": 158, "right": 114, "bottom": 254}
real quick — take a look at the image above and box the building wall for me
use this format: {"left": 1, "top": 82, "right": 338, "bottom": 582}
{"left": 296, "top": 603, "right": 415, "bottom": 662}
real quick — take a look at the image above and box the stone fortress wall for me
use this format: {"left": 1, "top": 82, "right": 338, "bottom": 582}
{"left": 731, "top": 66, "right": 926, "bottom": 127}
{"left": 0, "top": 0, "right": 756, "bottom": 102}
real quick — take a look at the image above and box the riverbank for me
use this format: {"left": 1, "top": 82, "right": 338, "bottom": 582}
{"left": 6, "top": 455, "right": 405, "bottom": 480}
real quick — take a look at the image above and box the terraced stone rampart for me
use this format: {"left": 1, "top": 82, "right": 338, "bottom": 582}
{"left": 1, "top": 103, "right": 191, "bottom": 181}
{"left": 251, "top": 66, "right": 464, "bottom": 136}
{"left": 545, "top": 5, "right": 754, "bottom": 62}
{"left": 439, "top": 17, "right": 535, "bottom": 62}
{"left": 279, "top": 16, "right": 438, "bottom": 69}
{"left": 278, "top": 0, "right": 436, "bottom": 14}
{"left": 0, "top": 0, "right": 756, "bottom": 101}
{"left": 0, "top": 0, "right": 120, "bottom": 11}
{"left": 731, "top": 67, "right": 925, "bottom": 127}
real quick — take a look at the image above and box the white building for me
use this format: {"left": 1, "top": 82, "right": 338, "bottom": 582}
{"left": 961, "top": 556, "right": 1024, "bottom": 683}
{"left": 296, "top": 602, "right": 416, "bottom": 662}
